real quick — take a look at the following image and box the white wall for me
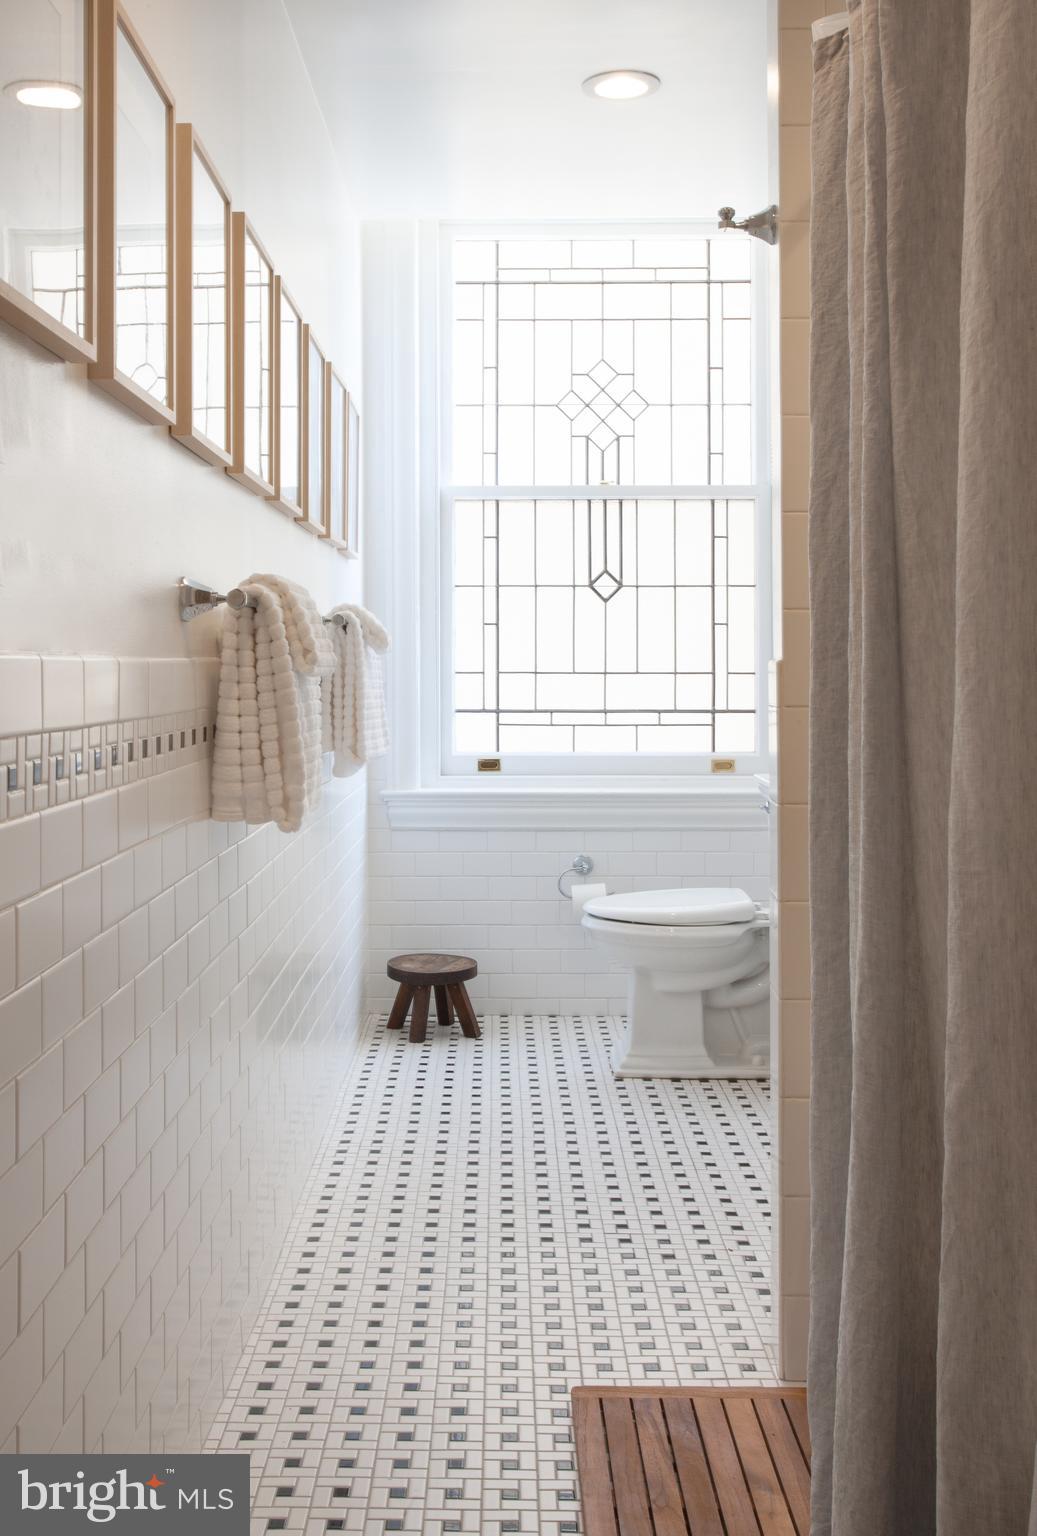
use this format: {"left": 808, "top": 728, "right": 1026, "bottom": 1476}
{"left": 0, "top": 0, "right": 370, "bottom": 1452}
{"left": 0, "top": 0, "right": 362, "bottom": 656}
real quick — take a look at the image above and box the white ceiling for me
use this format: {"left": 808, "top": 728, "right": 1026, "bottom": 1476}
{"left": 283, "top": 0, "right": 771, "bottom": 222}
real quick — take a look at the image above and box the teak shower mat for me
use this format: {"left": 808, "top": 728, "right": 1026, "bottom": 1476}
{"left": 572, "top": 1385, "right": 810, "bottom": 1535}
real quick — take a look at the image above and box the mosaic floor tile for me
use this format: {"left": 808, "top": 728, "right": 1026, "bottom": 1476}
{"left": 206, "top": 1014, "right": 775, "bottom": 1533}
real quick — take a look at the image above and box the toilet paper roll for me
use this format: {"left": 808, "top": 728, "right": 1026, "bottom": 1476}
{"left": 570, "top": 882, "right": 607, "bottom": 914}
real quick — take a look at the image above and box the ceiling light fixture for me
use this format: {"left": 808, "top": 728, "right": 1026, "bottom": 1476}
{"left": 5, "top": 79, "right": 83, "bottom": 110}
{"left": 582, "top": 70, "right": 661, "bottom": 101}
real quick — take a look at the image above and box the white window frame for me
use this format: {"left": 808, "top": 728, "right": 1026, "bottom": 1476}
{"left": 421, "top": 219, "right": 772, "bottom": 788}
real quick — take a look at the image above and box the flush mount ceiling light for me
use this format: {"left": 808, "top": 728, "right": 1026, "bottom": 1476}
{"left": 4, "top": 79, "right": 83, "bottom": 109}
{"left": 582, "top": 70, "right": 661, "bottom": 101}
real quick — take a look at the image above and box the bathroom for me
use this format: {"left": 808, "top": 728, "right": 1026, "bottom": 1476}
{"left": 1, "top": 2, "right": 1033, "bottom": 1534}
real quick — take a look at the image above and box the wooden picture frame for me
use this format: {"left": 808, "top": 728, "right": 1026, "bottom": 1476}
{"left": 171, "top": 125, "right": 232, "bottom": 464}
{"left": 88, "top": 0, "right": 175, "bottom": 422}
{"left": 322, "top": 362, "right": 348, "bottom": 549}
{"left": 0, "top": 0, "right": 99, "bottom": 361}
{"left": 345, "top": 392, "right": 361, "bottom": 557}
{"left": 298, "top": 322, "right": 327, "bottom": 535}
{"left": 269, "top": 277, "right": 304, "bottom": 517}
{"left": 227, "top": 211, "right": 275, "bottom": 496}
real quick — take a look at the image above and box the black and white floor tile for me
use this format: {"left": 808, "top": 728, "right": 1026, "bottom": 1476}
{"left": 206, "top": 1014, "right": 775, "bottom": 1534}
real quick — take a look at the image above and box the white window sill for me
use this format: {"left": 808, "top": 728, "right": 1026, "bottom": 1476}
{"left": 382, "top": 781, "right": 769, "bottom": 830}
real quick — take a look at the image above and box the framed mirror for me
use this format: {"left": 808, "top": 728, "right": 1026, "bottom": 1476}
{"left": 89, "top": 0, "right": 175, "bottom": 421}
{"left": 0, "top": 0, "right": 97, "bottom": 360}
{"left": 299, "top": 323, "right": 326, "bottom": 534}
{"left": 228, "top": 212, "right": 275, "bottom": 495}
{"left": 323, "top": 363, "right": 348, "bottom": 549}
{"left": 171, "top": 125, "right": 231, "bottom": 464}
{"left": 270, "top": 277, "right": 303, "bottom": 517}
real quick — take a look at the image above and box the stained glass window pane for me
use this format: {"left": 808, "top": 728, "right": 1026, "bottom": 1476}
{"left": 451, "top": 235, "right": 754, "bottom": 487}
{"left": 447, "top": 230, "right": 761, "bottom": 762}
{"left": 453, "top": 498, "right": 756, "bottom": 756}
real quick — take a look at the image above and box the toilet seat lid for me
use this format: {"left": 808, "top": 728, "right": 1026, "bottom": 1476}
{"left": 582, "top": 886, "right": 756, "bottom": 926}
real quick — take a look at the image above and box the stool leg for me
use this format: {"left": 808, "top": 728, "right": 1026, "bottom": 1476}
{"left": 434, "top": 986, "right": 453, "bottom": 1028}
{"left": 387, "top": 985, "right": 413, "bottom": 1031}
{"left": 447, "top": 983, "right": 481, "bottom": 1039}
{"left": 409, "top": 986, "right": 431, "bottom": 1043}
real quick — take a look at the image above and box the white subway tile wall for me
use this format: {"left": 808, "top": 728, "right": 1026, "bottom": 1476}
{"left": 364, "top": 767, "right": 770, "bottom": 1017}
{"left": 0, "top": 655, "right": 367, "bottom": 1455}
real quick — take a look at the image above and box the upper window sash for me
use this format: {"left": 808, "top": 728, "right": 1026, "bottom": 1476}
{"left": 445, "top": 227, "right": 755, "bottom": 492}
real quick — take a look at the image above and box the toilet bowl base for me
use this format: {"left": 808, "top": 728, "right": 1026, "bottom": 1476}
{"left": 610, "top": 967, "right": 769, "bottom": 1081}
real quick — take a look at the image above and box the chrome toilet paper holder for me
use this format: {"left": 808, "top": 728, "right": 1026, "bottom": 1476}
{"left": 557, "top": 854, "right": 594, "bottom": 898}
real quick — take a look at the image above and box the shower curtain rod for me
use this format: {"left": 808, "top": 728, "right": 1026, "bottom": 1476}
{"left": 177, "top": 578, "right": 348, "bottom": 625}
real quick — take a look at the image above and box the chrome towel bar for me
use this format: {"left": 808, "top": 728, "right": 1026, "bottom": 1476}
{"left": 177, "top": 578, "right": 346, "bottom": 626}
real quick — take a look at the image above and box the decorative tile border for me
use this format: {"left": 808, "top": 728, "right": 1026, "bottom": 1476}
{"left": 0, "top": 708, "right": 216, "bottom": 821}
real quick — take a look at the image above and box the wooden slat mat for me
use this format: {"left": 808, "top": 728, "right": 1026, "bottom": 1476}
{"left": 572, "top": 1386, "right": 810, "bottom": 1535}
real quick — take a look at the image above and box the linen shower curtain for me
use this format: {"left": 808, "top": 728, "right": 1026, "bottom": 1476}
{"left": 807, "top": 3, "right": 1037, "bottom": 1534}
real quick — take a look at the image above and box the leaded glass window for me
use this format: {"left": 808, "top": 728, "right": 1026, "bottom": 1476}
{"left": 451, "top": 236, "right": 752, "bottom": 487}
{"left": 444, "top": 229, "right": 765, "bottom": 770}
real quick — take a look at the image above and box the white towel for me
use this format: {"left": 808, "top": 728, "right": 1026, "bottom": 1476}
{"left": 211, "top": 575, "right": 335, "bottom": 832}
{"left": 322, "top": 603, "right": 391, "bottom": 774}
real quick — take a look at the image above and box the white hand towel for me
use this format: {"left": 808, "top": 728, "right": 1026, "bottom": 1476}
{"left": 321, "top": 603, "right": 391, "bottom": 774}
{"left": 211, "top": 575, "right": 335, "bottom": 832}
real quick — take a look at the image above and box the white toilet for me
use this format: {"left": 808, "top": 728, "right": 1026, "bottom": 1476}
{"left": 581, "top": 887, "right": 770, "bottom": 1079}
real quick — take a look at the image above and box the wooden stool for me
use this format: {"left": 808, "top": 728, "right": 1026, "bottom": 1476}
{"left": 386, "top": 954, "right": 480, "bottom": 1044}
